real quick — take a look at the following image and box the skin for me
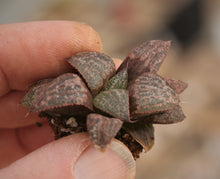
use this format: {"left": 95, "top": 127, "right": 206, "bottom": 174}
{"left": 0, "top": 21, "right": 135, "bottom": 179}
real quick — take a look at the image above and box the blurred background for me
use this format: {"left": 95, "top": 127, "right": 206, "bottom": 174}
{"left": 1, "top": 0, "right": 220, "bottom": 178}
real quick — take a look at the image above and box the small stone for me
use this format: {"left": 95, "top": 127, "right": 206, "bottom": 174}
{"left": 60, "top": 128, "right": 71, "bottom": 133}
{"left": 35, "top": 122, "right": 42, "bottom": 127}
{"left": 66, "top": 117, "right": 78, "bottom": 127}
{"left": 123, "top": 134, "right": 129, "bottom": 139}
{"left": 51, "top": 119, "right": 55, "bottom": 125}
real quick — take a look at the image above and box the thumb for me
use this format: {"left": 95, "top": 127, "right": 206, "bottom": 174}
{"left": 0, "top": 133, "right": 136, "bottom": 179}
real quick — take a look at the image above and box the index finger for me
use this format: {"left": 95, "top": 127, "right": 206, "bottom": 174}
{"left": 0, "top": 21, "right": 102, "bottom": 96}
{"left": 0, "top": 21, "right": 102, "bottom": 128}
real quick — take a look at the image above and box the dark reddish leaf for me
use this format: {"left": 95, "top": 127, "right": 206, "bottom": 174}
{"left": 21, "top": 78, "right": 53, "bottom": 107}
{"left": 147, "top": 105, "right": 186, "bottom": 124}
{"left": 129, "top": 73, "right": 179, "bottom": 119}
{"left": 29, "top": 73, "right": 93, "bottom": 117}
{"left": 117, "top": 40, "right": 171, "bottom": 81}
{"left": 87, "top": 113, "right": 123, "bottom": 150}
{"left": 104, "top": 67, "right": 128, "bottom": 90}
{"left": 66, "top": 52, "right": 116, "bottom": 96}
{"left": 93, "top": 89, "right": 130, "bottom": 122}
{"left": 166, "top": 78, "right": 188, "bottom": 94}
{"left": 124, "top": 123, "right": 154, "bottom": 152}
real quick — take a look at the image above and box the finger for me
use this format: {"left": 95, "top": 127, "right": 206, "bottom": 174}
{"left": 0, "top": 21, "right": 103, "bottom": 95}
{"left": 113, "top": 58, "right": 123, "bottom": 69}
{"left": 0, "top": 133, "right": 136, "bottom": 179}
{"left": 0, "top": 122, "right": 53, "bottom": 168}
{"left": 0, "top": 21, "right": 102, "bottom": 128}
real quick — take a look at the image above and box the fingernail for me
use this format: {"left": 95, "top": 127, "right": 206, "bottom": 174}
{"left": 80, "top": 23, "right": 103, "bottom": 52}
{"left": 87, "top": 25, "right": 103, "bottom": 52}
{"left": 74, "top": 140, "right": 136, "bottom": 179}
{"left": 110, "top": 139, "right": 136, "bottom": 178}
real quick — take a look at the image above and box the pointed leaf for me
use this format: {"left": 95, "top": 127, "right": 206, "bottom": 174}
{"left": 117, "top": 40, "right": 171, "bottom": 81}
{"left": 21, "top": 78, "right": 53, "bottom": 107}
{"left": 87, "top": 113, "right": 123, "bottom": 150}
{"left": 124, "top": 123, "right": 154, "bottom": 152}
{"left": 104, "top": 67, "right": 128, "bottom": 90}
{"left": 166, "top": 78, "right": 188, "bottom": 94}
{"left": 30, "top": 73, "right": 93, "bottom": 117}
{"left": 148, "top": 105, "right": 186, "bottom": 124}
{"left": 93, "top": 89, "right": 130, "bottom": 122}
{"left": 67, "top": 52, "right": 116, "bottom": 95}
{"left": 129, "top": 73, "right": 179, "bottom": 119}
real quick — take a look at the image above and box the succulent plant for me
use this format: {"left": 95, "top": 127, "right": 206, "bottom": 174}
{"left": 21, "top": 40, "right": 187, "bottom": 159}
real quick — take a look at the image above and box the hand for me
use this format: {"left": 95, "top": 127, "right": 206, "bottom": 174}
{"left": 0, "top": 21, "right": 135, "bottom": 179}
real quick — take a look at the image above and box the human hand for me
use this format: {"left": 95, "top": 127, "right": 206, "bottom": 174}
{"left": 0, "top": 21, "right": 135, "bottom": 179}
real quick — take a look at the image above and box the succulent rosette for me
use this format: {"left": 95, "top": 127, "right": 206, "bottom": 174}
{"left": 22, "top": 40, "right": 187, "bottom": 159}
